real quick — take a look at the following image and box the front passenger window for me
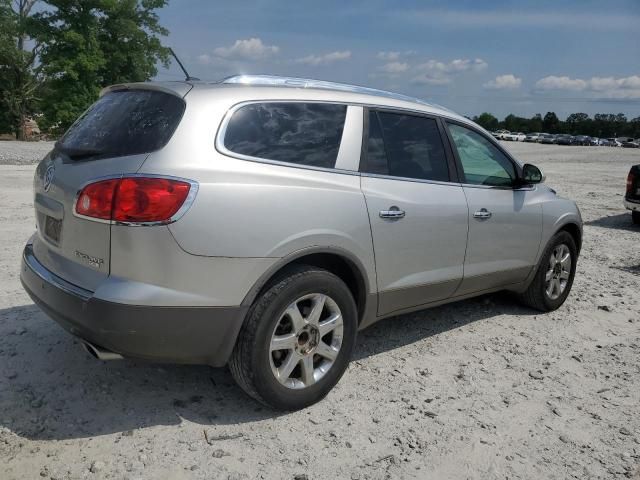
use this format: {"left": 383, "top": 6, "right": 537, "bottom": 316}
{"left": 447, "top": 123, "right": 516, "bottom": 187}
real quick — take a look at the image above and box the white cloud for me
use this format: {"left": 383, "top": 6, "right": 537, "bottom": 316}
{"left": 535, "top": 74, "right": 640, "bottom": 98}
{"left": 535, "top": 75, "right": 587, "bottom": 91}
{"left": 411, "top": 74, "right": 453, "bottom": 86}
{"left": 417, "top": 58, "right": 488, "bottom": 74}
{"left": 483, "top": 74, "right": 522, "bottom": 90}
{"left": 378, "top": 62, "right": 409, "bottom": 74}
{"left": 377, "top": 51, "right": 416, "bottom": 61}
{"left": 411, "top": 58, "right": 488, "bottom": 85}
{"left": 212, "top": 38, "right": 279, "bottom": 61}
{"left": 197, "top": 54, "right": 212, "bottom": 65}
{"left": 296, "top": 50, "right": 351, "bottom": 66}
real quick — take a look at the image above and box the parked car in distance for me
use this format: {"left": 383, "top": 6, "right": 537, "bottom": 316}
{"left": 20, "top": 75, "right": 583, "bottom": 410}
{"left": 621, "top": 138, "right": 640, "bottom": 148}
{"left": 538, "top": 133, "right": 555, "bottom": 144}
{"left": 572, "top": 135, "right": 591, "bottom": 146}
{"left": 555, "top": 134, "right": 574, "bottom": 145}
{"left": 608, "top": 138, "right": 622, "bottom": 147}
{"left": 598, "top": 138, "right": 612, "bottom": 147}
{"left": 524, "top": 132, "right": 541, "bottom": 142}
{"left": 625, "top": 164, "right": 640, "bottom": 224}
{"left": 492, "top": 129, "right": 510, "bottom": 140}
{"left": 504, "top": 132, "right": 526, "bottom": 141}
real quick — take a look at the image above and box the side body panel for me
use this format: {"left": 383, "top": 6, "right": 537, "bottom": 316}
{"left": 360, "top": 176, "right": 469, "bottom": 316}
{"left": 456, "top": 186, "right": 542, "bottom": 295}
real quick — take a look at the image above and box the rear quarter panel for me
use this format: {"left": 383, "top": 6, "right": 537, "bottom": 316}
{"left": 139, "top": 88, "right": 377, "bottom": 293}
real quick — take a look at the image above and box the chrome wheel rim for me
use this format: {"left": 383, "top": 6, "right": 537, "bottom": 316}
{"left": 269, "top": 293, "right": 344, "bottom": 389}
{"left": 545, "top": 244, "right": 572, "bottom": 300}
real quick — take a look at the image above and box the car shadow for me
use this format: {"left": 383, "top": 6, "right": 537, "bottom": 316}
{"left": 353, "top": 292, "right": 537, "bottom": 361}
{"left": 585, "top": 212, "right": 638, "bottom": 232}
{"left": 0, "top": 292, "right": 535, "bottom": 441}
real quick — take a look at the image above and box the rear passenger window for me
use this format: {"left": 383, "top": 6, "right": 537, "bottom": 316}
{"left": 223, "top": 102, "right": 347, "bottom": 168}
{"left": 363, "top": 110, "right": 449, "bottom": 182}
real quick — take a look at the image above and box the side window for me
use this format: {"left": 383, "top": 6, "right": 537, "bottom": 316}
{"left": 363, "top": 110, "right": 449, "bottom": 182}
{"left": 363, "top": 110, "right": 389, "bottom": 175}
{"left": 447, "top": 123, "right": 516, "bottom": 187}
{"left": 223, "top": 102, "right": 347, "bottom": 168}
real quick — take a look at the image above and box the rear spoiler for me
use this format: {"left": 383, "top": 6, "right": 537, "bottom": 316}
{"left": 100, "top": 82, "right": 194, "bottom": 99}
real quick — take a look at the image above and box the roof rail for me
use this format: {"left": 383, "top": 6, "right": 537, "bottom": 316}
{"left": 221, "top": 74, "right": 443, "bottom": 110}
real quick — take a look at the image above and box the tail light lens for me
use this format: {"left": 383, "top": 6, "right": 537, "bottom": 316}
{"left": 75, "top": 177, "right": 194, "bottom": 224}
{"left": 627, "top": 171, "right": 636, "bottom": 196}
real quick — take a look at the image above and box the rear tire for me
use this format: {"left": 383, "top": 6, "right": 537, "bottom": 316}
{"left": 229, "top": 265, "right": 357, "bottom": 410}
{"left": 518, "top": 231, "right": 577, "bottom": 312}
{"left": 632, "top": 210, "right": 640, "bottom": 225}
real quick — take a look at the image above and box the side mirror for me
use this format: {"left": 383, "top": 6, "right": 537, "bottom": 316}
{"left": 522, "top": 163, "right": 545, "bottom": 184}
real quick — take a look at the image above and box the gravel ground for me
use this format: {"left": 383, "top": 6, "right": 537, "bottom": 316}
{"left": 0, "top": 141, "right": 54, "bottom": 165}
{"left": 0, "top": 142, "right": 639, "bottom": 479}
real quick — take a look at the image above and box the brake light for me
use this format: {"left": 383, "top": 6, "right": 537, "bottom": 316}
{"left": 76, "top": 178, "right": 119, "bottom": 220}
{"left": 75, "top": 177, "right": 193, "bottom": 223}
{"left": 627, "top": 171, "right": 636, "bottom": 196}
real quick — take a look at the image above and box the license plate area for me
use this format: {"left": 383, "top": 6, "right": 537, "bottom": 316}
{"left": 44, "top": 215, "right": 62, "bottom": 244}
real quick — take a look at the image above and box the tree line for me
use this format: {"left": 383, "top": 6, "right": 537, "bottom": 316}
{"left": 473, "top": 111, "right": 640, "bottom": 139}
{"left": 0, "top": 0, "right": 170, "bottom": 139}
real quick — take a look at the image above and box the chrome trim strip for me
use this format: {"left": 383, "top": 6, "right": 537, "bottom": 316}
{"left": 72, "top": 173, "right": 200, "bottom": 227}
{"left": 459, "top": 183, "right": 538, "bottom": 192}
{"left": 360, "top": 171, "right": 462, "bottom": 188}
{"left": 23, "top": 244, "right": 93, "bottom": 300}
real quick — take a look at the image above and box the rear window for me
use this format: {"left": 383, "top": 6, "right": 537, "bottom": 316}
{"left": 223, "top": 102, "right": 347, "bottom": 168}
{"left": 58, "top": 90, "right": 185, "bottom": 160}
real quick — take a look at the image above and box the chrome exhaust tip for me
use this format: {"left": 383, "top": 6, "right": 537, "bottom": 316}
{"left": 82, "top": 341, "right": 124, "bottom": 361}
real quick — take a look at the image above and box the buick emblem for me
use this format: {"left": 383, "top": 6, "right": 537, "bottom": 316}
{"left": 43, "top": 165, "right": 55, "bottom": 192}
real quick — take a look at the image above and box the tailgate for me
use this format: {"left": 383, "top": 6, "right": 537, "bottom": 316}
{"left": 30, "top": 88, "right": 186, "bottom": 291}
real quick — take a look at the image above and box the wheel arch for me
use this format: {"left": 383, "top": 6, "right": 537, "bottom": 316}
{"left": 555, "top": 222, "right": 582, "bottom": 254}
{"left": 241, "top": 247, "right": 372, "bottom": 325}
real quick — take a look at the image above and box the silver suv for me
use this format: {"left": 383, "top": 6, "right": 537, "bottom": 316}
{"left": 21, "top": 75, "right": 582, "bottom": 410}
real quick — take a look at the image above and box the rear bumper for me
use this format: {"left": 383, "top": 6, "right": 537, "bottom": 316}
{"left": 20, "top": 244, "right": 247, "bottom": 366}
{"left": 625, "top": 198, "right": 639, "bottom": 211}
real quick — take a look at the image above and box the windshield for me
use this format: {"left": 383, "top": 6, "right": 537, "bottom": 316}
{"left": 57, "top": 90, "right": 185, "bottom": 160}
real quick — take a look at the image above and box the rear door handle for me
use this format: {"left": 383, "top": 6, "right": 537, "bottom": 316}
{"left": 473, "top": 208, "right": 492, "bottom": 219}
{"left": 379, "top": 207, "right": 405, "bottom": 219}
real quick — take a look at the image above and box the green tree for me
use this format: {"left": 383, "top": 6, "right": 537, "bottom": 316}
{"left": 0, "top": 0, "right": 41, "bottom": 139}
{"left": 630, "top": 117, "right": 640, "bottom": 138}
{"left": 542, "top": 112, "right": 560, "bottom": 133}
{"left": 33, "top": 0, "right": 170, "bottom": 133}
{"left": 473, "top": 112, "right": 499, "bottom": 131}
{"left": 529, "top": 113, "right": 543, "bottom": 133}
{"left": 566, "top": 112, "right": 592, "bottom": 135}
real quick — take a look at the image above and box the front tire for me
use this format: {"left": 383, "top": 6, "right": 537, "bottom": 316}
{"left": 518, "top": 231, "right": 577, "bottom": 312}
{"left": 229, "top": 265, "right": 357, "bottom": 410}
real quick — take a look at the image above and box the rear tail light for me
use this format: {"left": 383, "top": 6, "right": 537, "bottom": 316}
{"left": 627, "top": 171, "right": 636, "bottom": 196}
{"left": 75, "top": 176, "right": 195, "bottom": 224}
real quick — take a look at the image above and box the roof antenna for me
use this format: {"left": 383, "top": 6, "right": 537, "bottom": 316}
{"left": 168, "top": 47, "right": 200, "bottom": 81}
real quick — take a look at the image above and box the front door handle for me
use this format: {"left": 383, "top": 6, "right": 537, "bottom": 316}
{"left": 473, "top": 208, "right": 492, "bottom": 219}
{"left": 380, "top": 206, "right": 405, "bottom": 219}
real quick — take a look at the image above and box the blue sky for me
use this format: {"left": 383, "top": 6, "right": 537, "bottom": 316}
{"left": 155, "top": 0, "right": 640, "bottom": 120}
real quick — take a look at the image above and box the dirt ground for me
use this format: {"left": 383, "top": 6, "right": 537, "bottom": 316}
{"left": 1, "top": 142, "right": 639, "bottom": 480}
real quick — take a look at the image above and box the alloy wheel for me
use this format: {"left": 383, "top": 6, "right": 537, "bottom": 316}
{"left": 545, "top": 244, "right": 572, "bottom": 300}
{"left": 269, "top": 293, "right": 344, "bottom": 389}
